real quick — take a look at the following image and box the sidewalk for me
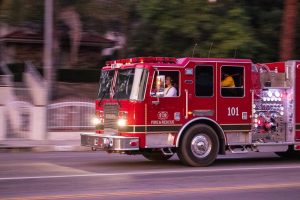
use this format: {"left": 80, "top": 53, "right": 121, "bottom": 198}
{"left": 0, "top": 139, "right": 90, "bottom": 152}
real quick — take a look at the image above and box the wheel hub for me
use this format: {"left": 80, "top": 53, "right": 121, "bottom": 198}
{"left": 191, "top": 134, "right": 212, "bottom": 158}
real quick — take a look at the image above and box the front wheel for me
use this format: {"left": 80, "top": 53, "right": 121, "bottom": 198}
{"left": 177, "top": 124, "right": 219, "bottom": 167}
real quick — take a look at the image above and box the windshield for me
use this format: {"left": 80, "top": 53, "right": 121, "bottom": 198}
{"left": 97, "top": 70, "right": 115, "bottom": 99}
{"left": 114, "top": 68, "right": 148, "bottom": 100}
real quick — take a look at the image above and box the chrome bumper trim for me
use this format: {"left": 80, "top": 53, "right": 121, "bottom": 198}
{"left": 80, "top": 133, "right": 139, "bottom": 151}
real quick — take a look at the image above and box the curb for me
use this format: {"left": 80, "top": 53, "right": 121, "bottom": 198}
{"left": 0, "top": 146, "right": 34, "bottom": 153}
{"left": 0, "top": 141, "right": 90, "bottom": 153}
{"left": 33, "top": 145, "right": 90, "bottom": 152}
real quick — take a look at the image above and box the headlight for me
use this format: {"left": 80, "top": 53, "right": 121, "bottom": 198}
{"left": 118, "top": 111, "right": 128, "bottom": 127}
{"left": 92, "top": 117, "right": 101, "bottom": 126}
{"left": 117, "top": 118, "right": 127, "bottom": 127}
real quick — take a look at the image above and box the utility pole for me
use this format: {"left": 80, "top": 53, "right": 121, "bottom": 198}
{"left": 43, "top": 0, "right": 54, "bottom": 100}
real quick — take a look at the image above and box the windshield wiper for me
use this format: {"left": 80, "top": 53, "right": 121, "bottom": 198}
{"left": 98, "top": 88, "right": 108, "bottom": 107}
{"left": 98, "top": 81, "right": 111, "bottom": 106}
{"left": 112, "top": 87, "right": 122, "bottom": 108}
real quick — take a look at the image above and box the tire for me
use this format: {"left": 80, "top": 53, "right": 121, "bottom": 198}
{"left": 142, "top": 151, "right": 174, "bottom": 161}
{"left": 177, "top": 124, "right": 219, "bottom": 167}
{"left": 275, "top": 149, "right": 300, "bottom": 158}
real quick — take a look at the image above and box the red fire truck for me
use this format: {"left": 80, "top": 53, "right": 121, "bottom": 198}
{"left": 81, "top": 57, "right": 300, "bottom": 166}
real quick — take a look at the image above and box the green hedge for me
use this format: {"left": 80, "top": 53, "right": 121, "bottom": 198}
{"left": 56, "top": 68, "right": 100, "bottom": 82}
{"left": 36, "top": 68, "right": 100, "bottom": 82}
{"left": 7, "top": 63, "right": 100, "bottom": 83}
{"left": 7, "top": 63, "right": 25, "bottom": 82}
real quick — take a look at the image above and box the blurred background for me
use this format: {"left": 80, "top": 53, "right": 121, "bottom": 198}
{"left": 0, "top": 0, "right": 298, "bottom": 144}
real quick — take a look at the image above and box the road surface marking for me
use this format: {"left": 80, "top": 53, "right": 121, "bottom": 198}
{"left": 0, "top": 162, "right": 89, "bottom": 175}
{"left": 1, "top": 182, "right": 300, "bottom": 200}
{"left": 1, "top": 164, "right": 300, "bottom": 181}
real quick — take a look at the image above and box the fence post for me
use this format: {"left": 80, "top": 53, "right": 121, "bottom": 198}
{"left": 24, "top": 64, "right": 47, "bottom": 140}
{"left": 30, "top": 106, "right": 47, "bottom": 140}
{"left": 0, "top": 106, "right": 6, "bottom": 140}
{"left": 0, "top": 74, "right": 13, "bottom": 140}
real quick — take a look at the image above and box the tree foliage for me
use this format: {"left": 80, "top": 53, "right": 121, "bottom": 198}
{"left": 0, "top": 0, "right": 44, "bottom": 26}
{"left": 0, "top": 0, "right": 298, "bottom": 63}
{"left": 128, "top": 0, "right": 284, "bottom": 62}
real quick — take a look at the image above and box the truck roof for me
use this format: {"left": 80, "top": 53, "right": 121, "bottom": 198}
{"left": 177, "top": 57, "right": 252, "bottom": 65}
{"left": 103, "top": 57, "right": 253, "bottom": 69}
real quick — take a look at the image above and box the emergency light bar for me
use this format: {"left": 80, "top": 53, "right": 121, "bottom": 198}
{"left": 106, "top": 57, "right": 177, "bottom": 65}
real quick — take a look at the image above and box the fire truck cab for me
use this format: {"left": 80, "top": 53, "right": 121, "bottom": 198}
{"left": 81, "top": 57, "right": 300, "bottom": 166}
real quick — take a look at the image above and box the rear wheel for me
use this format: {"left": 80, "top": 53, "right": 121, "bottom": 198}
{"left": 142, "top": 151, "right": 174, "bottom": 161}
{"left": 275, "top": 147, "right": 300, "bottom": 158}
{"left": 178, "top": 124, "right": 219, "bottom": 167}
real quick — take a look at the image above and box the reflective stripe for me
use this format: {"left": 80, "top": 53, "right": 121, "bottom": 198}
{"left": 221, "top": 124, "right": 252, "bottom": 131}
{"left": 119, "top": 125, "right": 182, "bottom": 133}
{"left": 99, "top": 123, "right": 252, "bottom": 133}
{"left": 296, "top": 124, "right": 300, "bottom": 131}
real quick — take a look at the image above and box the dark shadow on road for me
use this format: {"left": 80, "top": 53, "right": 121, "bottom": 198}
{"left": 85, "top": 153, "right": 300, "bottom": 171}
{"left": 213, "top": 156, "right": 300, "bottom": 167}
{"left": 88, "top": 158, "right": 184, "bottom": 169}
{"left": 1, "top": 151, "right": 298, "bottom": 173}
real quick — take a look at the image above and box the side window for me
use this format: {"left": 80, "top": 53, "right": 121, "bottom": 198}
{"left": 151, "top": 71, "right": 179, "bottom": 97}
{"left": 221, "top": 66, "right": 244, "bottom": 97}
{"left": 195, "top": 66, "right": 213, "bottom": 97}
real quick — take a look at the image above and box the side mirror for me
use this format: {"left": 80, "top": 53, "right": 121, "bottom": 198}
{"left": 156, "top": 75, "right": 165, "bottom": 97}
{"left": 151, "top": 75, "right": 165, "bottom": 105}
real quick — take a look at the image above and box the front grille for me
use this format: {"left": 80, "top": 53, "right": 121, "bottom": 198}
{"left": 104, "top": 103, "right": 119, "bottom": 130}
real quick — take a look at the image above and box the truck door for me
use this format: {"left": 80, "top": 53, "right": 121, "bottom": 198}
{"left": 217, "top": 62, "right": 252, "bottom": 134}
{"left": 147, "top": 70, "right": 184, "bottom": 147}
{"left": 189, "top": 64, "right": 216, "bottom": 121}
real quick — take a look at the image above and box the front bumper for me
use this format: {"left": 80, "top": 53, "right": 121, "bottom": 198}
{"left": 81, "top": 133, "right": 139, "bottom": 151}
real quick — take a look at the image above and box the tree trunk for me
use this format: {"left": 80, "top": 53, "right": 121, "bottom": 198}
{"left": 280, "top": 0, "right": 298, "bottom": 60}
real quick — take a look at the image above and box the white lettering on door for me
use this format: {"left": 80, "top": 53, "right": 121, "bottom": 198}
{"left": 227, "top": 107, "right": 239, "bottom": 116}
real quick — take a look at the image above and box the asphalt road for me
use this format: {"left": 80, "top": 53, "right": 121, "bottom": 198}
{"left": 0, "top": 151, "right": 300, "bottom": 200}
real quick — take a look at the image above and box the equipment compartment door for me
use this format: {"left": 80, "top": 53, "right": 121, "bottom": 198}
{"left": 296, "top": 62, "right": 300, "bottom": 141}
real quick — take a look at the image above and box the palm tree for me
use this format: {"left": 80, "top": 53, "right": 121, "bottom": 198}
{"left": 59, "top": 6, "right": 82, "bottom": 66}
{"left": 280, "top": 0, "right": 298, "bottom": 60}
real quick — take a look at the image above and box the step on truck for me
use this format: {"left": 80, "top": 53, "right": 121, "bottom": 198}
{"left": 81, "top": 57, "right": 300, "bottom": 166}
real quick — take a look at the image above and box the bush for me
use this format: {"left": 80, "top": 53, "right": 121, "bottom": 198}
{"left": 7, "top": 63, "right": 100, "bottom": 83}
{"left": 7, "top": 63, "right": 25, "bottom": 82}
{"left": 56, "top": 68, "right": 100, "bottom": 82}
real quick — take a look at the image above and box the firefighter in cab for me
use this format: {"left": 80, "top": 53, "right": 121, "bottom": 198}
{"left": 221, "top": 73, "right": 236, "bottom": 87}
{"left": 164, "top": 76, "right": 177, "bottom": 97}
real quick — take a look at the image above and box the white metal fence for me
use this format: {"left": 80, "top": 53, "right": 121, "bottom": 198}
{"left": 0, "top": 75, "right": 13, "bottom": 86}
{"left": 47, "top": 101, "right": 95, "bottom": 131}
{"left": 4, "top": 100, "right": 95, "bottom": 139}
{"left": 1, "top": 62, "right": 96, "bottom": 139}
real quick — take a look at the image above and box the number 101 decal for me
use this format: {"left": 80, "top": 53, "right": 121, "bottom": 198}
{"left": 227, "top": 107, "right": 239, "bottom": 116}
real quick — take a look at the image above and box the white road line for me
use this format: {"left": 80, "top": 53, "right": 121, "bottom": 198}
{"left": 1, "top": 164, "right": 300, "bottom": 181}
